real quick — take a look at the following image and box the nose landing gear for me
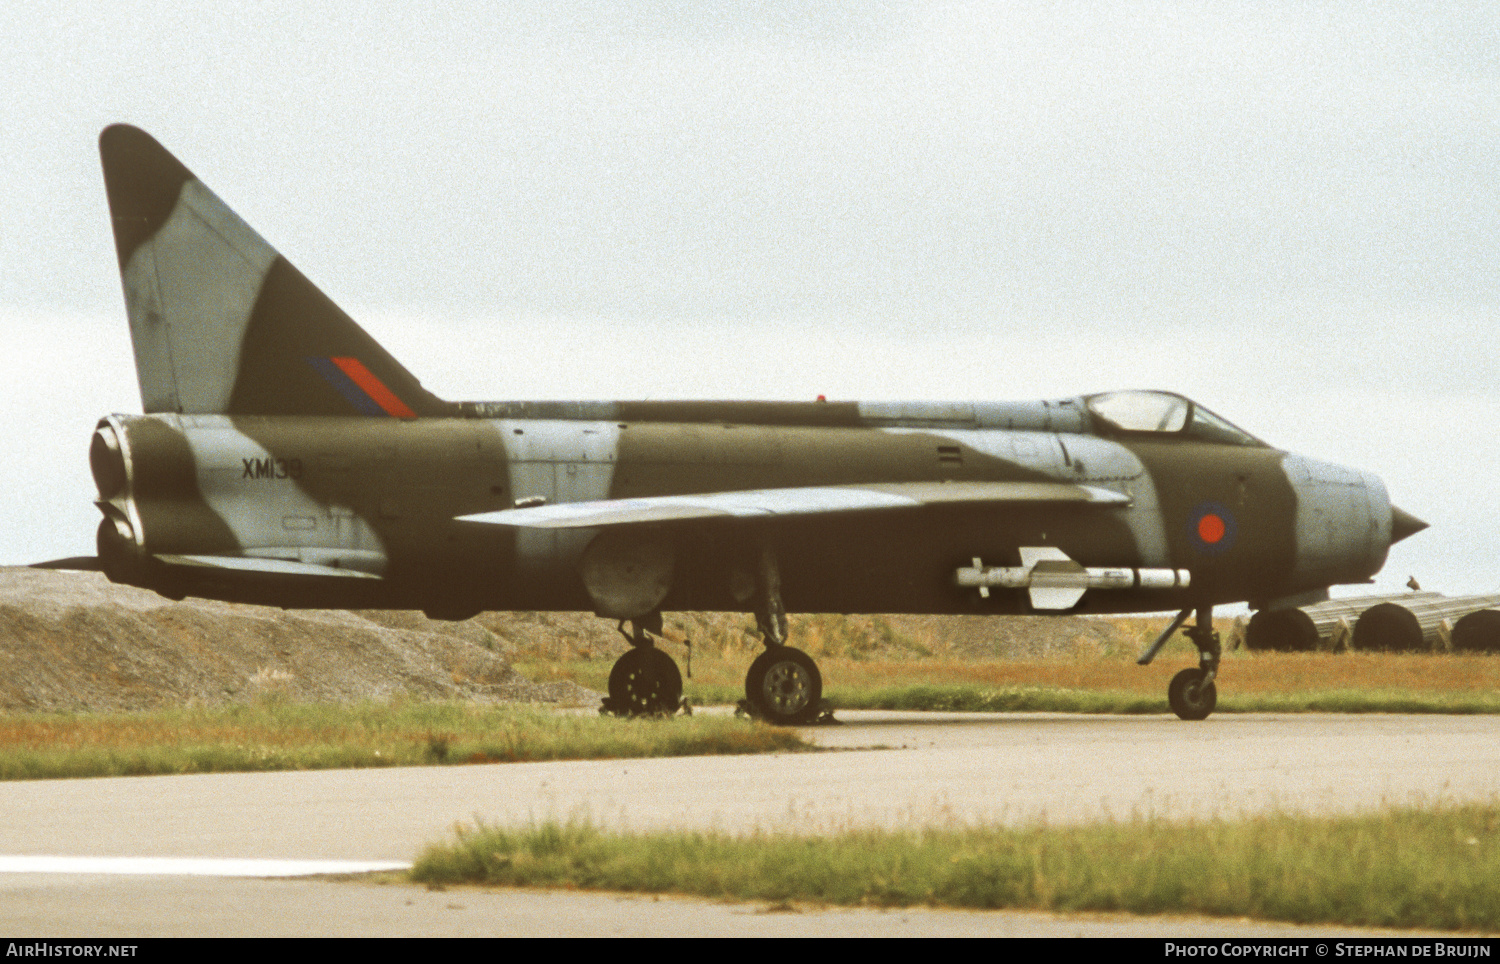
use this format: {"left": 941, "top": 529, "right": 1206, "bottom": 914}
{"left": 1141, "top": 606, "right": 1222, "bottom": 721}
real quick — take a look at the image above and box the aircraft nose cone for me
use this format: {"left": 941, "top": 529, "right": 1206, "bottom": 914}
{"left": 1390, "top": 505, "right": 1428, "bottom": 545}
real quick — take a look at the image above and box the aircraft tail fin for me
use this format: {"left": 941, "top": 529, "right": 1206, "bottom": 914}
{"left": 98, "top": 125, "right": 447, "bottom": 418}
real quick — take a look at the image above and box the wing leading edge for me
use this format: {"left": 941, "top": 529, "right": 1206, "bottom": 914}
{"left": 153, "top": 554, "right": 383, "bottom": 579}
{"left": 459, "top": 480, "right": 1129, "bottom": 530}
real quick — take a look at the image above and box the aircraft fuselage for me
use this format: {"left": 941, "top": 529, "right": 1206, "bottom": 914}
{"left": 92, "top": 396, "right": 1394, "bottom": 620}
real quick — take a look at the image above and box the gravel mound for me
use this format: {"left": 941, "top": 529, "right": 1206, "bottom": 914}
{"left": 0, "top": 568, "right": 595, "bottom": 712}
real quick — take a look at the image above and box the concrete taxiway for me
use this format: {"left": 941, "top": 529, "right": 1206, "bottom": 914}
{"left": 0, "top": 711, "right": 1495, "bottom": 936}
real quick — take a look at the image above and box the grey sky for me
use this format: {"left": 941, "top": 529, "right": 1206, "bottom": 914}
{"left": 1, "top": 2, "right": 1494, "bottom": 597}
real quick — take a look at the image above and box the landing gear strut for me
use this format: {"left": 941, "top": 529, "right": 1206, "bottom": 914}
{"left": 739, "top": 546, "right": 830, "bottom": 725}
{"left": 601, "top": 613, "right": 686, "bottom": 717}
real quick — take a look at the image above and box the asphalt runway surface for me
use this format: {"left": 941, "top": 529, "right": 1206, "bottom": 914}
{"left": 1, "top": 710, "right": 1496, "bottom": 937}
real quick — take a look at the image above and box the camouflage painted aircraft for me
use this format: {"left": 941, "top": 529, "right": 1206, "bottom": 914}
{"left": 82, "top": 124, "right": 1426, "bottom": 722}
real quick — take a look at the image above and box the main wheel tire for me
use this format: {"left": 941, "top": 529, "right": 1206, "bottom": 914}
{"left": 607, "top": 647, "right": 683, "bottom": 716}
{"left": 1167, "top": 667, "right": 1217, "bottom": 721}
{"left": 745, "top": 646, "right": 822, "bottom": 725}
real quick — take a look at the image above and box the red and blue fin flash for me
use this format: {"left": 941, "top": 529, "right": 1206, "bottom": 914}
{"left": 306, "top": 357, "right": 418, "bottom": 418}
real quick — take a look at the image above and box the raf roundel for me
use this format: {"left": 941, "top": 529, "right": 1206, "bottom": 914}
{"left": 1188, "top": 502, "right": 1237, "bottom": 555}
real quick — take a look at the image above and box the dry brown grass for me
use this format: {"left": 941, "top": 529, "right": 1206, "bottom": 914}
{"left": 1224, "top": 651, "right": 1500, "bottom": 693}
{"left": 834, "top": 651, "right": 1500, "bottom": 695}
{"left": 512, "top": 613, "right": 1500, "bottom": 712}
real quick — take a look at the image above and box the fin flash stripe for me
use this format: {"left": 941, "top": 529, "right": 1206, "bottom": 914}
{"left": 306, "top": 357, "right": 417, "bottom": 418}
{"left": 331, "top": 357, "right": 418, "bottom": 418}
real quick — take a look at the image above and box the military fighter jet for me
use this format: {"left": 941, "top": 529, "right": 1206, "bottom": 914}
{"left": 84, "top": 125, "right": 1426, "bottom": 723}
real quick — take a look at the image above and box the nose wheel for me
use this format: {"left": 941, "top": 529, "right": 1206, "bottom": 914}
{"left": 1167, "top": 667, "right": 1217, "bottom": 720}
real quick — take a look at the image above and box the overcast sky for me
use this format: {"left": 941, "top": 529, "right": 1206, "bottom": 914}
{"left": 2, "top": 1, "right": 1495, "bottom": 600}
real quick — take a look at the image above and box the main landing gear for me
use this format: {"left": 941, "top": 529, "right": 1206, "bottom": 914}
{"left": 1139, "top": 606, "right": 1221, "bottom": 721}
{"left": 601, "top": 612, "right": 687, "bottom": 717}
{"left": 599, "top": 545, "right": 832, "bottom": 724}
{"left": 737, "top": 546, "right": 831, "bottom": 725}
{"left": 744, "top": 646, "right": 823, "bottom": 725}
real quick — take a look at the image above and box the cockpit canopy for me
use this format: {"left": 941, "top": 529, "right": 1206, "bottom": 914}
{"left": 1085, "top": 391, "right": 1263, "bottom": 447}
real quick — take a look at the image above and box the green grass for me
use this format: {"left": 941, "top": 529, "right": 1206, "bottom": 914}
{"left": 828, "top": 683, "right": 1500, "bottom": 715}
{"left": 412, "top": 806, "right": 1500, "bottom": 931}
{"left": 0, "top": 702, "right": 808, "bottom": 780}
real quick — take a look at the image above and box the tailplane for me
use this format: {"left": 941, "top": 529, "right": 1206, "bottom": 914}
{"left": 99, "top": 124, "right": 447, "bottom": 418}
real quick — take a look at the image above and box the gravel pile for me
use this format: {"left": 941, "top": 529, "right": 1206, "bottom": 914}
{"left": 0, "top": 568, "right": 595, "bottom": 712}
